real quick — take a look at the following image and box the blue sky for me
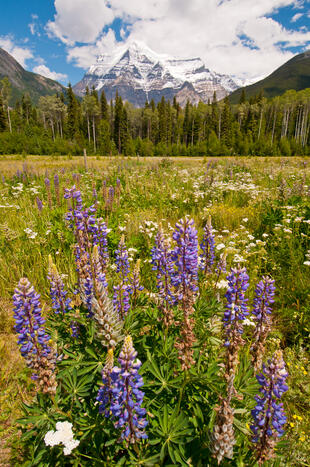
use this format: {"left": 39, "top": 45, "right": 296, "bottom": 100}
{"left": 0, "top": 0, "right": 309, "bottom": 85}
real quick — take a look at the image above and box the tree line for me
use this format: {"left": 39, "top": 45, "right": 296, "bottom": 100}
{"left": 0, "top": 77, "right": 310, "bottom": 156}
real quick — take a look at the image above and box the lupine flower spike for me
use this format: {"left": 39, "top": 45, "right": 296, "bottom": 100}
{"left": 172, "top": 218, "right": 198, "bottom": 371}
{"left": 251, "top": 350, "right": 288, "bottom": 464}
{"left": 97, "top": 349, "right": 114, "bottom": 417}
{"left": 45, "top": 177, "right": 52, "bottom": 209}
{"left": 212, "top": 266, "right": 249, "bottom": 464}
{"left": 251, "top": 277, "right": 275, "bottom": 372}
{"left": 113, "top": 236, "right": 132, "bottom": 319}
{"left": 92, "top": 277, "right": 123, "bottom": 348}
{"left": 13, "top": 278, "right": 57, "bottom": 394}
{"left": 48, "top": 256, "right": 72, "bottom": 314}
{"left": 223, "top": 266, "right": 249, "bottom": 391}
{"left": 110, "top": 336, "right": 148, "bottom": 443}
{"left": 54, "top": 173, "right": 60, "bottom": 206}
{"left": 200, "top": 215, "right": 215, "bottom": 274}
{"left": 36, "top": 196, "right": 43, "bottom": 212}
{"left": 212, "top": 398, "right": 235, "bottom": 463}
{"left": 151, "top": 226, "right": 175, "bottom": 329}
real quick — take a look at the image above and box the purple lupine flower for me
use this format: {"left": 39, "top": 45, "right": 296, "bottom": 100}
{"left": 91, "top": 245, "right": 108, "bottom": 292}
{"left": 70, "top": 320, "right": 79, "bottom": 338}
{"left": 223, "top": 266, "right": 249, "bottom": 403}
{"left": 251, "top": 350, "right": 288, "bottom": 464}
{"left": 106, "top": 186, "right": 115, "bottom": 210}
{"left": 223, "top": 266, "right": 249, "bottom": 348}
{"left": 97, "top": 349, "right": 114, "bottom": 417}
{"left": 93, "top": 187, "right": 97, "bottom": 201}
{"left": 36, "top": 196, "right": 43, "bottom": 212}
{"left": 82, "top": 273, "right": 94, "bottom": 317}
{"left": 93, "top": 219, "right": 109, "bottom": 272}
{"left": 45, "top": 177, "right": 52, "bottom": 208}
{"left": 13, "top": 278, "right": 52, "bottom": 380}
{"left": 171, "top": 218, "right": 198, "bottom": 300}
{"left": 48, "top": 256, "right": 72, "bottom": 314}
{"left": 171, "top": 218, "right": 198, "bottom": 371}
{"left": 113, "top": 236, "right": 132, "bottom": 319}
{"left": 54, "top": 173, "right": 60, "bottom": 206}
{"left": 110, "top": 336, "right": 148, "bottom": 443}
{"left": 200, "top": 216, "right": 215, "bottom": 274}
{"left": 151, "top": 227, "right": 175, "bottom": 327}
{"left": 251, "top": 277, "right": 275, "bottom": 371}
{"left": 215, "top": 252, "right": 227, "bottom": 276}
{"left": 212, "top": 266, "right": 249, "bottom": 463}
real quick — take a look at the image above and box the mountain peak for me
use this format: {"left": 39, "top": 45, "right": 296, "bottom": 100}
{"left": 74, "top": 41, "right": 241, "bottom": 106}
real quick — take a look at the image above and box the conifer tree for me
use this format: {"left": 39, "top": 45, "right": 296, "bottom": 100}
{"left": 0, "top": 94, "right": 6, "bottom": 131}
{"left": 100, "top": 90, "right": 108, "bottom": 121}
{"left": 67, "top": 84, "right": 79, "bottom": 140}
{"left": 114, "top": 91, "right": 124, "bottom": 153}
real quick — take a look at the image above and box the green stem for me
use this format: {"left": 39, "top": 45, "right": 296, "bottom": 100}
{"left": 176, "top": 371, "right": 188, "bottom": 414}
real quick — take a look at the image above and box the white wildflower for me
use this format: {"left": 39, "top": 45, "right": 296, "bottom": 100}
{"left": 242, "top": 318, "right": 256, "bottom": 327}
{"left": 216, "top": 243, "right": 225, "bottom": 251}
{"left": 216, "top": 279, "right": 228, "bottom": 289}
{"left": 44, "top": 421, "right": 80, "bottom": 456}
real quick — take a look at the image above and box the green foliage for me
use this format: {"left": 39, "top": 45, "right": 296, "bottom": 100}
{"left": 0, "top": 157, "right": 309, "bottom": 466}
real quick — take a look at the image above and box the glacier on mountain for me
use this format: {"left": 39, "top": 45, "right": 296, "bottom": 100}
{"left": 73, "top": 41, "right": 241, "bottom": 106}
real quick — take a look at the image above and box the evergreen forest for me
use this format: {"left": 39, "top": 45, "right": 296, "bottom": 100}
{"left": 1, "top": 77, "right": 310, "bottom": 157}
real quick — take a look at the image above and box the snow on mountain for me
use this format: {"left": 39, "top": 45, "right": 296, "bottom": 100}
{"left": 73, "top": 41, "right": 242, "bottom": 106}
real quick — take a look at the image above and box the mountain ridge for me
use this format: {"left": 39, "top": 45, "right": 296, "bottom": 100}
{"left": 73, "top": 41, "right": 241, "bottom": 106}
{"left": 0, "top": 47, "right": 66, "bottom": 104}
{"left": 229, "top": 50, "right": 310, "bottom": 103}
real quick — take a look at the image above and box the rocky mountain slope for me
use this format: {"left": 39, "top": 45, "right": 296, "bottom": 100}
{"left": 0, "top": 47, "right": 65, "bottom": 104}
{"left": 73, "top": 41, "right": 241, "bottom": 106}
{"left": 229, "top": 50, "right": 310, "bottom": 103}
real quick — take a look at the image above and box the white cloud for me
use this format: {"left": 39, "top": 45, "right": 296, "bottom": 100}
{"left": 32, "top": 64, "right": 68, "bottom": 82}
{"left": 0, "top": 36, "right": 33, "bottom": 68}
{"left": 29, "top": 14, "right": 41, "bottom": 37}
{"left": 48, "top": 0, "right": 310, "bottom": 80}
{"left": 291, "top": 12, "right": 303, "bottom": 21}
{"left": 46, "top": 0, "right": 114, "bottom": 44}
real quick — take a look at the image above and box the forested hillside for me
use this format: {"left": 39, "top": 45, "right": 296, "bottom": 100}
{"left": 0, "top": 78, "right": 310, "bottom": 156}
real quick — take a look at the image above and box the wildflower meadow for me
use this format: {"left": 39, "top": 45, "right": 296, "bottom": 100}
{"left": 0, "top": 155, "right": 310, "bottom": 466}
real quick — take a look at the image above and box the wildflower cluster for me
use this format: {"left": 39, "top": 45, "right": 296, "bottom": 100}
{"left": 251, "top": 276, "right": 275, "bottom": 371}
{"left": 44, "top": 421, "right": 80, "bottom": 455}
{"left": 200, "top": 216, "right": 215, "bottom": 273}
{"left": 151, "top": 227, "right": 175, "bottom": 328}
{"left": 113, "top": 236, "right": 132, "bottom": 319}
{"left": 97, "top": 336, "right": 148, "bottom": 443}
{"left": 172, "top": 218, "right": 198, "bottom": 370}
{"left": 251, "top": 350, "right": 288, "bottom": 464}
{"left": 13, "top": 277, "right": 56, "bottom": 393}
{"left": 48, "top": 256, "right": 72, "bottom": 314}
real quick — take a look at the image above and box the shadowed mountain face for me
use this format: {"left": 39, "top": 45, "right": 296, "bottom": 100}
{"left": 0, "top": 48, "right": 65, "bottom": 104}
{"left": 73, "top": 41, "right": 241, "bottom": 106}
{"left": 229, "top": 50, "right": 310, "bottom": 103}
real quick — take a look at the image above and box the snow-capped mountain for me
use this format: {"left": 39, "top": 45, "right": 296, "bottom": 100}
{"left": 73, "top": 41, "right": 241, "bottom": 106}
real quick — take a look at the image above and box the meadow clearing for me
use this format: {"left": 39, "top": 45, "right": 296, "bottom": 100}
{"left": 0, "top": 155, "right": 310, "bottom": 466}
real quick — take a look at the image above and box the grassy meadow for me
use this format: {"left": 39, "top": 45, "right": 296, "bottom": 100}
{"left": 1, "top": 155, "right": 310, "bottom": 466}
